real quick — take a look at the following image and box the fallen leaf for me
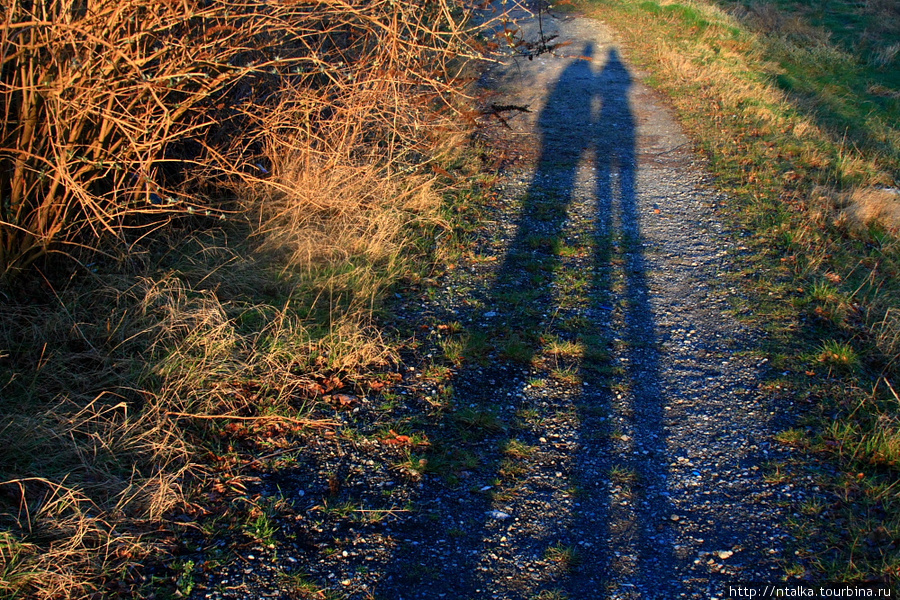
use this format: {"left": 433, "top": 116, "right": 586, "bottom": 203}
{"left": 329, "top": 393, "right": 358, "bottom": 408}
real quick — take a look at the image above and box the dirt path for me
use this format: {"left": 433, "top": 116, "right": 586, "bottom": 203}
{"left": 185, "top": 7, "right": 811, "bottom": 600}
{"left": 367, "top": 8, "right": 805, "bottom": 599}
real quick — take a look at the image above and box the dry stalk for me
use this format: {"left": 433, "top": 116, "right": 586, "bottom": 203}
{"left": 0, "top": 0, "right": 477, "bottom": 278}
{"left": 1, "top": 1, "right": 483, "bottom": 597}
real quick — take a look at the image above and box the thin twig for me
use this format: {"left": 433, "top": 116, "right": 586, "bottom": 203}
{"left": 165, "top": 412, "right": 337, "bottom": 429}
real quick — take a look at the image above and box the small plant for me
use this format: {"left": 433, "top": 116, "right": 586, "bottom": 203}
{"left": 278, "top": 571, "right": 330, "bottom": 599}
{"left": 422, "top": 364, "right": 454, "bottom": 382}
{"left": 608, "top": 464, "right": 639, "bottom": 486}
{"left": 557, "top": 242, "right": 584, "bottom": 258}
{"left": 500, "top": 334, "right": 534, "bottom": 364}
{"left": 453, "top": 407, "right": 504, "bottom": 433}
{"left": 379, "top": 391, "right": 401, "bottom": 412}
{"left": 502, "top": 438, "right": 537, "bottom": 459}
{"left": 762, "top": 461, "right": 790, "bottom": 484}
{"left": 799, "top": 498, "right": 827, "bottom": 517}
{"left": 244, "top": 494, "right": 292, "bottom": 545}
{"left": 816, "top": 340, "right": 860, "bottom": 374}
{"left": 560, "top": 315, "right": 590, "bottom": 332}
{"left": 440, "top": 335, "right": 469, "bottom": 365}
{"left": 422, "top": 446, "right": 481, "bottom": 483}
{"left": 317, "top": 500, "right": 359, "bottom": 519}
{"left": 463, "top": 331, "right": 492, "bottom": 365}
{"left": 775, "top": 428, "right": 810, "bottom": 448}
{"left": 550, "top": 366, "right": 581, "bottom": 386}
{"left": 249, "top": 511, "right": 277, "bottom": 546}
{"left": 544, "top": 543, "right": 580, "bottom": 571}
{"left": 532, "top": 588, "right": 571, "bottom": 600}
{"left": 498, "top": 457, "right": 528, "bottom": 480}
{"left": 542, "top": 335, "right": 586, "bottom": 359}
{"left": 393, "top": 451, "right": 430, "bottom": 481}
{"left": 174, "top": 559, "right": 196, "bottom": 597}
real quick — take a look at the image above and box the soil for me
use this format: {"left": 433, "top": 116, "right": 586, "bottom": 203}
{"left": 177, "top": 7, "right": 814, "bottom": 600}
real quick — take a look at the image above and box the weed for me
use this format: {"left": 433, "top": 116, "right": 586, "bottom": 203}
{"left": 542, "top": 335, "right": 586, "bottom": 359}
{"left": 550, "top": 366, "right": 582, "bottom": 386}
{"left": 317, "top": 500, "right": 359, "bottom": 519}
{"left": 423, "top": 364, "right": 454, "bottom": 382}
{"left": 393, "top": 451, "right": 430, "bottom": 481}
{"left": 453, "top": 407, "right": 504, "bottom": 434}
{"left": 379, "top": 392, "right": 401, "bottom": 412}
{"left": 278, "top": 571, "right": 330, "bottom": 599}
{"left": 775, "top": 428, "right": 811, "bottom": 448}
{"left": 609, "top": 464, "right": 639, "bottom": 486}
{"left": 762, "top": 462, "right": 790, "bottom": 484}
{"left": 441, "top": 335, "right": 469, "bottom": 365}
{"left": 800, "top": 498, "right": 827, "bottom": 517}
{"left": 559, "top": 315, "right": 590, "bottom": 332}
{"left": 498, "top": 456, "right": 529, "bottom": 480}
{"left": 827, "top": 416, "right": 900, "bottom": 470}
{"left": 502, "top": 438, "right": 537, "bottom": 459}
{"left": 532, "top": 589, "right": 571, "bottom": 600}
{"left": 174, "top": 559, "right": 197, "bottom": 597}
{"left": 816, "top": 340, "right": 861, "bottom": 374}
{"left": 248, "top": 511, "right": 278, "bottom": 546}
{"left": 463, "top": 331, "right": 493, "bottom": 365}
{"left": 544, "top": 543, "right": 581, "bottom": 571}
{"left": 499, "top": 334, "right": 534, "bottom": 364}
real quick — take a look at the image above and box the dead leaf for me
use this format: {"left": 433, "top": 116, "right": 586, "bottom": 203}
{"left": 331, "top": 394, "right": 358, "bottom": 407}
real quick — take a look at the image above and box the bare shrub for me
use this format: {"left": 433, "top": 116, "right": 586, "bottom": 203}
{"left": 0, "top": 0, "right": 473, "bottom": 278}
{"left": 0, "top": 0, "right": 477, "bottom": 597}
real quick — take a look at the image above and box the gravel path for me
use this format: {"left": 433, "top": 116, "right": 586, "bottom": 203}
{"left": 184, "top": 7, "right": 810, "bottom": 600}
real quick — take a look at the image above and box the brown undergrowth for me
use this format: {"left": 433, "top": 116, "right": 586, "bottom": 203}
{"left": 0, "top": 1, "right": 482, "bottom": 597}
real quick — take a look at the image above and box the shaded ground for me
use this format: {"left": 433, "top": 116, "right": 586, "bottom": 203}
{"left": 179, "top": 7, "right": 813, "bottom": 600}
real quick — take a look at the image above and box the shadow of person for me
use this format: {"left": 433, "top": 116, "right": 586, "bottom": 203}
{"left": 558, "top": 46, "right": 679, "bottom": 598}
{"left": 372, "top": 43, "right": 677, "bottom": 600}
{"left": 496, "top": 42, "right": 598, "bottom": 288}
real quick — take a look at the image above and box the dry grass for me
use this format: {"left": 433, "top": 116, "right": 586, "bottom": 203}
{"left": 0, "top": 0, "right": 481, "bottom": 597}
{"left": 579, "top": 0, "right": 900, "bottom": 584}
{"left": 823, "top": 187, "right": 900, "bottom": 234}
{"left": 0, "top": 0, "right": 475, "bottom": 278}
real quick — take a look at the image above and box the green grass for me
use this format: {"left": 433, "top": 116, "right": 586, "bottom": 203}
{"left": 608, "top": 464, "right": 639, "bottom": 486}
{"left": 544, "top": 543, "right": 581, "bottom": 571}
{"left": 580, "top": 0, "right": 900, "bottom": 584}
{"left": 501, "top": 438, "right": 537, "bottom": 459}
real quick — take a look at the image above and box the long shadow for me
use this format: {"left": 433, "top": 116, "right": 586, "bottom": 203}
{"left": 372, "top": 44, "right": 676, "bottom": 599}
{"left": 571, "top": 48, "right": 678, "bottom": 597}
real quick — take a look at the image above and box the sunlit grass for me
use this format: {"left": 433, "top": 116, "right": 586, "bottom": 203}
{"left": 579, "top": 0, "right": 900, "bottom": 583}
